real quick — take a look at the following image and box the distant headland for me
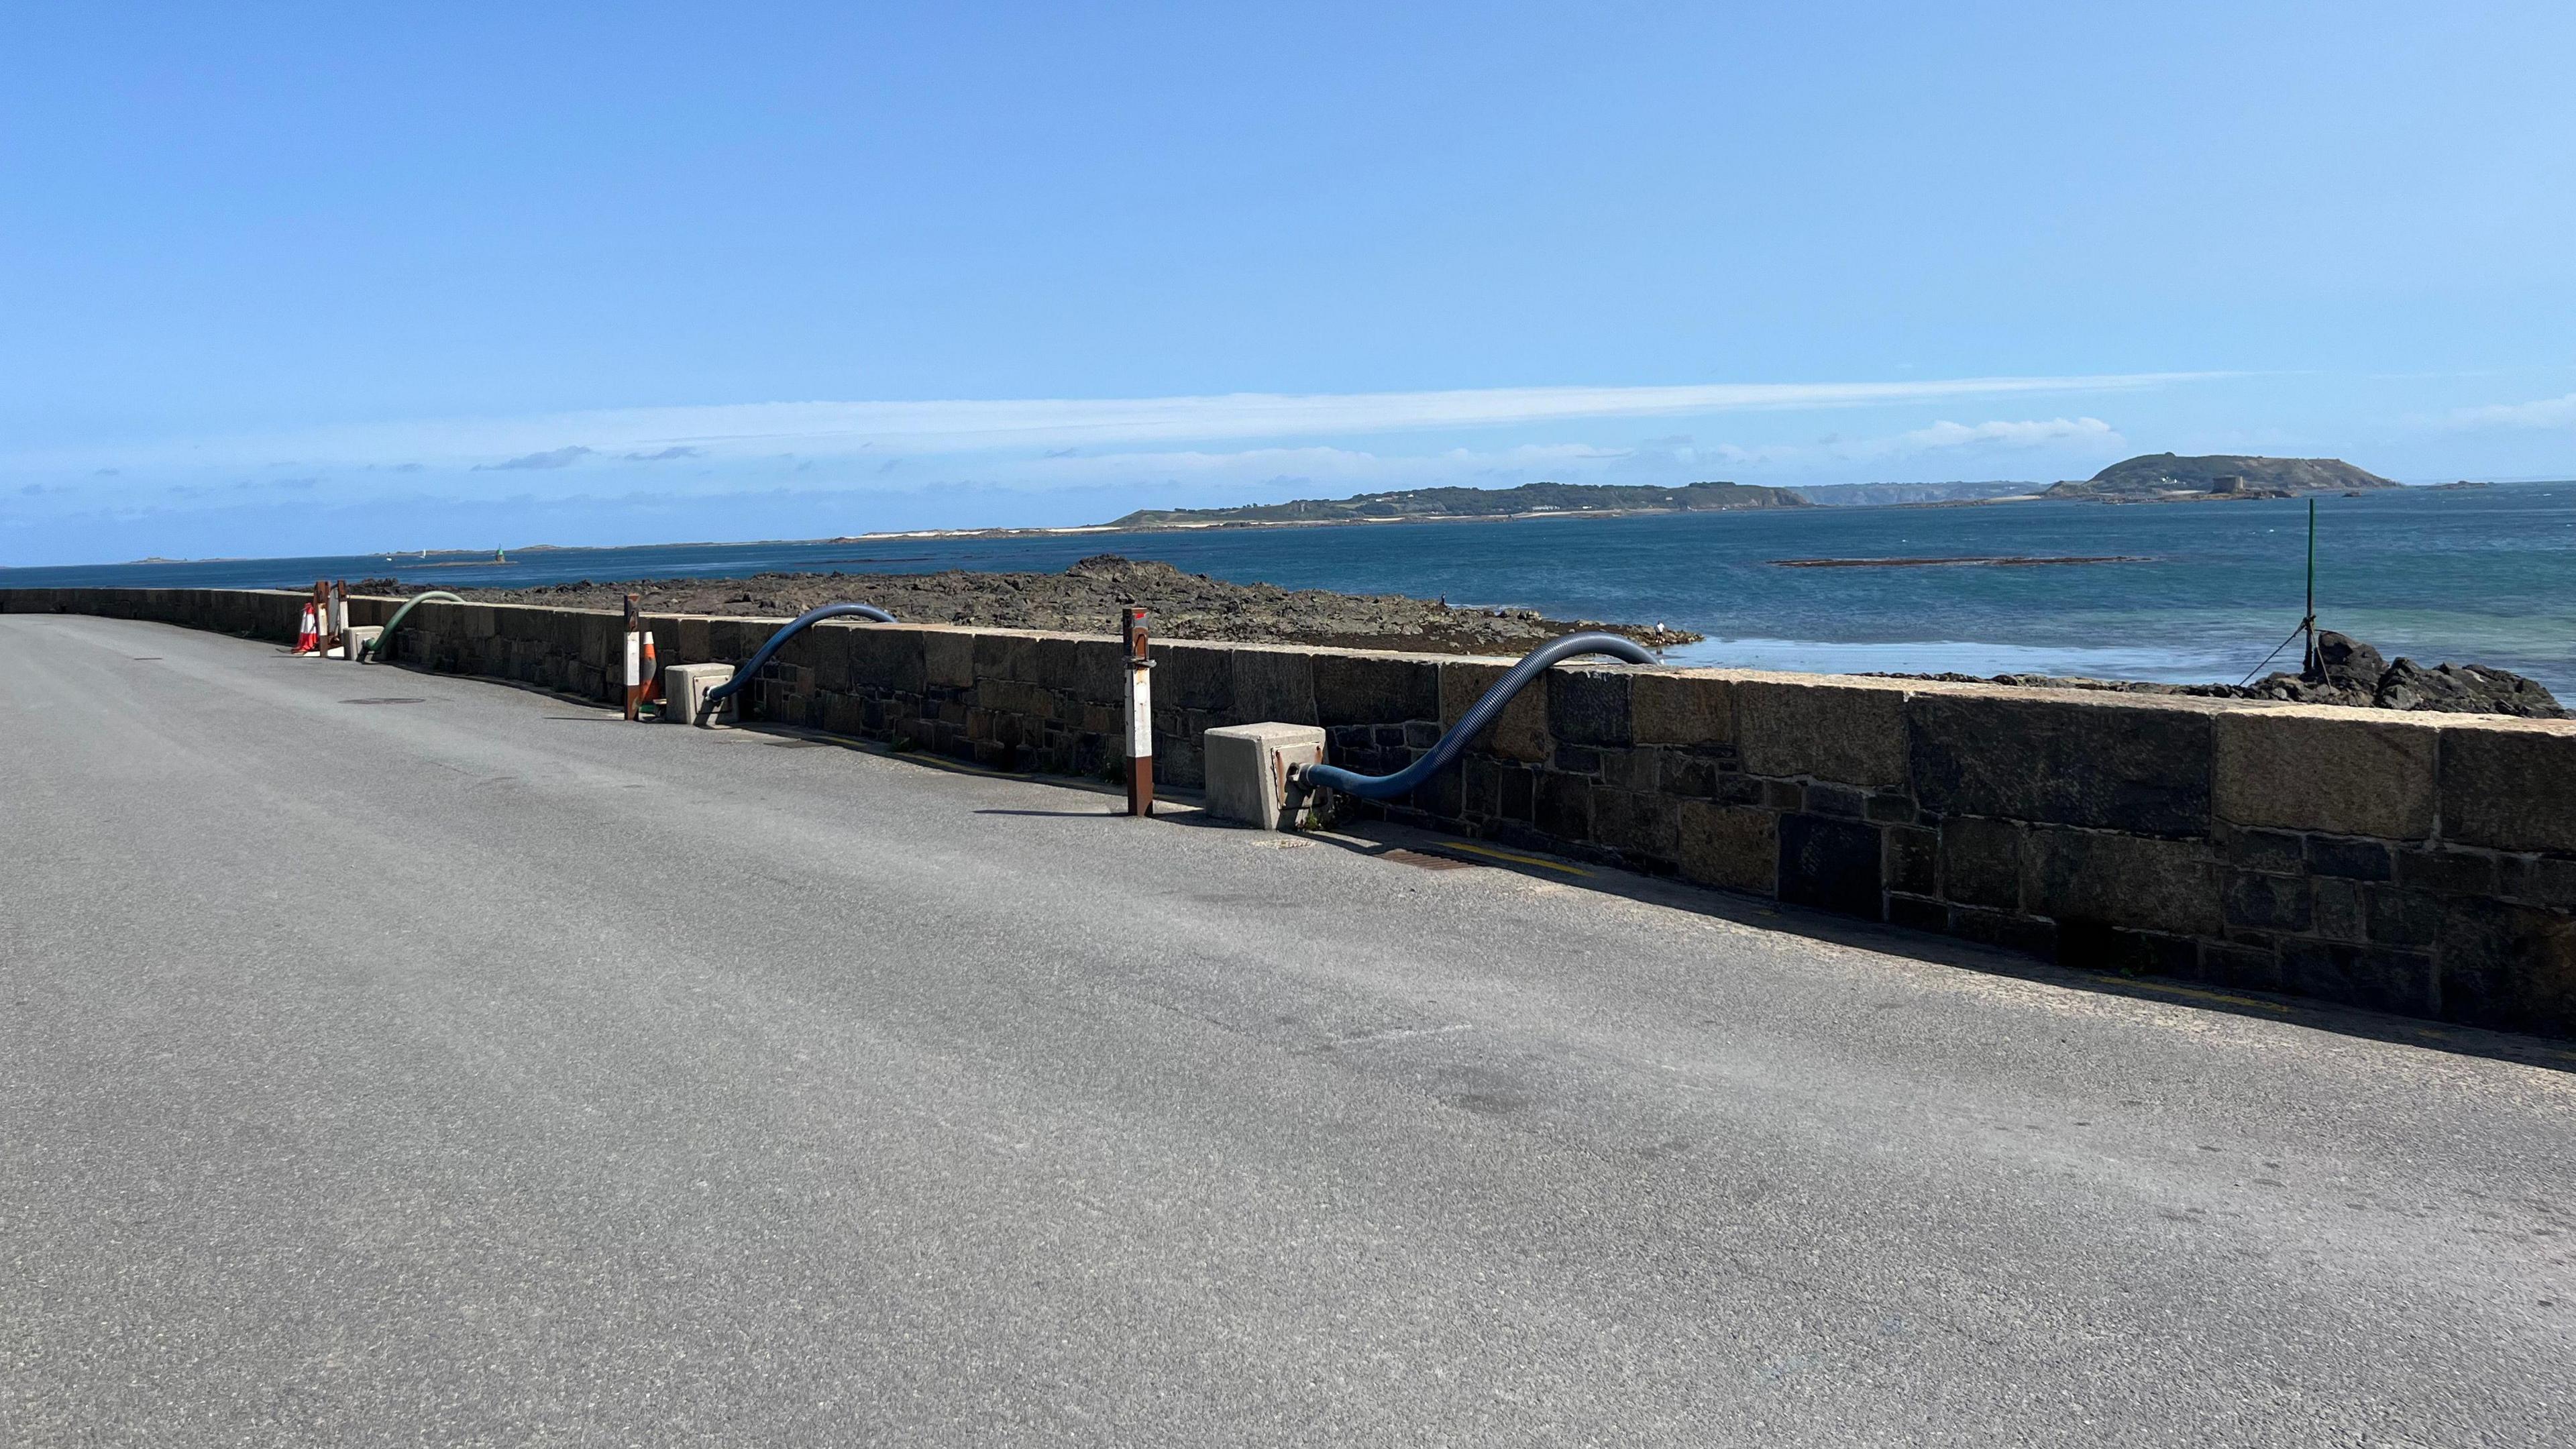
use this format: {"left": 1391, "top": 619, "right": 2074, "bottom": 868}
{"left": 1102, "top": 479, "right": 1811, "bottom": 529}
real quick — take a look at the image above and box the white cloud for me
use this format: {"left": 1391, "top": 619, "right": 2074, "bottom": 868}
{"left": 2452, "top": 393, "right": 2576, "bottom": 429}
{"left": 1893, "top": 416, "right": 2118, "bottom": 451}
{"left": 19, "top": 372, "right": 2210, "bottom": 472}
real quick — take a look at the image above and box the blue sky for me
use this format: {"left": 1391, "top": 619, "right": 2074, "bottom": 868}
{"left": 4, "top": 1, "right": 2572, "bottom": 564}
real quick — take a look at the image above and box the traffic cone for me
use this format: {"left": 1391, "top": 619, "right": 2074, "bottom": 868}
{"left": 641, "top": 632, "right": 663, "bottom": 706}
{"left": 294, "top": 604, "right": 320, "bottom": 654}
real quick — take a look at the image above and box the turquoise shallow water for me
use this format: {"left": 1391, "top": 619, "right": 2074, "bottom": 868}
{"left": 11, "top": 484, "right": 2573, "bottom": 694}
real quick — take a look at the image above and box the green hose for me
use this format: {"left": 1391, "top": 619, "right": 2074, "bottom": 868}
{"left": 364, "top": 590, "right": 466, "bottom": 660}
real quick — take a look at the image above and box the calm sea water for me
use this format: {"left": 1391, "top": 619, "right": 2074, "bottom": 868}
{"left": 11, "top": 484, "right": 2573, "bottom": 693}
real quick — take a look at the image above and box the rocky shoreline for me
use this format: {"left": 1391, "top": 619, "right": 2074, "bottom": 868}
{"left": 362, "top": 555, "right": 1703, "bottom": 656}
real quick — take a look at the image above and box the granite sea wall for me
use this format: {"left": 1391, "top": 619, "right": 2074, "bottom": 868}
{"left": 12, "top": 584, "right": 2571, "bottom": 1038}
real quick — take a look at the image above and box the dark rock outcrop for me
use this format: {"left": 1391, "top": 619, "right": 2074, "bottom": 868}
{"left": 1890, "top": 629, "right": 2566, "bottom": 718}
{"left": 2246, "top": 629, "right": 2564, "bottom": 716}
{"left": 2373, "top": 658, "right": 2566, "bottom": 716}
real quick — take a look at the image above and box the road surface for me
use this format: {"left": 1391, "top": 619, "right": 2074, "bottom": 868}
{"left": 3, "top": 612, "right": 2571, "bottom": 1446}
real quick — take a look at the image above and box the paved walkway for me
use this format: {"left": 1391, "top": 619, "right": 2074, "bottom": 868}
{"left": 4, "top": 613, "right": 2571, "bottom": 1445}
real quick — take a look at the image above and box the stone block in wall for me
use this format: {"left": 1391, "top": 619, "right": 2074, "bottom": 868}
{"left": 1780, "top": 813, "right": 1883, "bottom": 918}
{"left": 1534, "top": 772, "right": 1591, "bottom": 841}
{"left": 1737, "top": 678, "right": 1909, "bottom": 786}
{"left": 2439, "top": 720, "right": 2576, "bottom": 855}
{"left": 2221, "top": 825, "right": 2304, "bottom": 873}
{"left": 1314, "top": 653, "right": 1440, "bottom": 728}
{"left": 1069, "top": 640, "right": 1128, "bottom": 704}
{"left": 702, "top": 617, "right": 760, "bottom": 662}
{"left": 2281, "top": 939, "right": 2436, "bottom": 1018}
{"left": 1025, "top": 636, "right": 1087, "bottom": 694}
{"left": 976, "top": 676, "right": 1056, "bottom": 719}
{"left": 1886, "top": 826, "right": 1939, "bottom": 896}
{"left": 1546, "top": 667, "right": 1633, "bottom": 748}
{"left": 2313, "top": 878, "right": 2367, "bottom": 943}
{"left": 2057, "top": 921, "right": 2198, "bottom": 976}
{"left": 847, "top": 626, "right": 926, "bottom": 694}
{"left": 2363, "top": 885, "right": 2442, "bottom": 948}
{"left": 806, "top": 625, "right": 855, "bottom": 691}
{"left": 2198, "top": 940, "right": 2284, "bottom": 992}
{"left": 1499, "top": 765, "right": 1536, "bottom": 822}
{"left": 1631, "top": 672, "right": 1733, "bottom": 749}
{"left": 2222, "top": 870, "right": 2313, "bottom": 933}
{"left": 669, "top": 615, "right": 712, "bottom": 662}
{"left": 924, "top": 631, "right": 976, "bottom": 689}
{"left": 1232, "top": 645, "right": 1318, "bottom": 725}
{"left": 2395, "top": 847, "right": 2498, "bottom": 897}
{"left": 2021, "top": 826, "right": 2221, "bottom": 937}
{"left": 1592, "top": 788, "right": 1679, "bottom": 861}
{"left": 1438, "top": 660, "right": 1547, "bottom": 761}
{"left": 1151, "top": 641, "right": 1234, "bottom": 712}
{"left": 973, "top": 631, "right": 1038, "bottom": 685}
{"left": 2305, "top": 837, "right": 2394, "bottom": 881}
{"left": 2501, "top": 855, "right": 2576, "bottom": 910}
{"left": 2436, "top": 898, "right": 2576, "bottom": 1036}
{"left": 1939, "top": 816, "right": 2021, "bottom": 910}
{"left": 1911, "top": 694, "right": 2212, "bottom": 838}
{"left": 2214, "top": 708, "right": 2438, "bottom": 841}
{"left": 1678, "top": 800, "right": 1775, "bottom": 893}
{"left": 1947, "top": 906, "right": 2058, "bottom": 959}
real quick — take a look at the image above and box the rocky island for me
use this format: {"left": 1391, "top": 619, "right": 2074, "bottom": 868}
{"left": 2042, "top": 453, "right": 2401, "bottom": 502}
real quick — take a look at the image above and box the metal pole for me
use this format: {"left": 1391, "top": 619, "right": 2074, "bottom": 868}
{"left": 2302, "top": 498, "right": 2318, "bottom": 675}
{"left": 623, "top": 594, "right": 643, "bottom": 720}
{"left": 1122, "top": 606, "right": 1153, "bottom": 816}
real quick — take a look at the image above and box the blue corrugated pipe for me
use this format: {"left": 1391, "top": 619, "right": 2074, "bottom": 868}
{"left": 703, "top": 602, "right": 898, "bottom": 705}
{"left": 1292, "top": 631, "right": 1656, "bottom": 801}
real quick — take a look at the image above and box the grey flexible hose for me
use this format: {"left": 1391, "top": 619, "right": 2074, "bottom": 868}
{"left": 1292, "top": 631, "right": 1656, "bottom": 801}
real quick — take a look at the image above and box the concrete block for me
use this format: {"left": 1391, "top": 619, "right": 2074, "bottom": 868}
{"left": 2214, "top": 708, "right": 2436, "bottom": 840}
{"left": 665, "top": 663, "right": 739, "bottom": 727}
{"left": 1678, "top": 800, "right": 1776, "bottom": 894}
{"left": 1738, "top": 678, "right": 1909, "bottom": 786}
{"left": 343, "top": 625, "right": 383, "bottom": 662}
{"left": 1911, "top": 694, "right": 2212, "bottom": 837}
{"left": 1438, "top": 659, "right": 1548, "bottom": 762}
{"left": 2438, "top": 720, "right": 2576, "bottom": 854}
{"left": 1631, "top": 672, "right": 1733, "bottom": 749}
{"left": 1202, "top": 723, "right": 1326, "bottom": 830}
{"left": 2021, "top": 826, "right": 2221, "bottom": 936}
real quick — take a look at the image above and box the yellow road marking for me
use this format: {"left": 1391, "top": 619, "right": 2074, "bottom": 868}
{"left": 1427, "top": 841, "right": 1592, "bottom": 877}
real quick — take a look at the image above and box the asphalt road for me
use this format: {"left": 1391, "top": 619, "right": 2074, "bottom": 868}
{"left": 3, "top": 613, "right": 2571, "bottom": 1447}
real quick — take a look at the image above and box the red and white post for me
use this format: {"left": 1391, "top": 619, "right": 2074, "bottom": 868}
{"left": 623, "top": 593, "right": 643, "bottom": 721}
{"left": 1122, "top": 606, "right": 1153, "bottom": 816}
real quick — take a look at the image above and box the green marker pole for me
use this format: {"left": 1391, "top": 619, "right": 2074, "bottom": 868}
{"left": 2302, "top": 497, "right": 2317, "bottom": 675}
